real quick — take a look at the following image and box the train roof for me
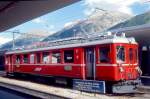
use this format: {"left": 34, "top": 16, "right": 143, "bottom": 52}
{"left": 5, "top": 33, "right": 137, "bottom": 55}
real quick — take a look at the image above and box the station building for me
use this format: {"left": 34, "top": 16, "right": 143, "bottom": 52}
{"left": 0, "top": 1, "right": 150, "bottom": 85}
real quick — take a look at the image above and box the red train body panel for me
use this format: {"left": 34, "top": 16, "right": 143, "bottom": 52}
{"left": 4, "top": 35, "right": 141, "bottom": 84}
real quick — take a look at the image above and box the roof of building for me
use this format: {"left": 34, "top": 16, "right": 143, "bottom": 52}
{"left": 0, "top": 0, "right": 80, "bottom": 32}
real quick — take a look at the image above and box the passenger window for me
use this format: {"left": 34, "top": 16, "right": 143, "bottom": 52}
{"left": 5, "top": 56, "right": 9, "bottom": 64}
{"left": 36, "top": 53, "right": 41, "bottom": 64}
{"left": 16, "top": 55, "right": 20, "bottom": 64}
{"left": 43, "top": 52, "right": 50, "bottom": 64}
{"left": 116, "top": 46, "right": 125, "bottom": 63}
{"left": 30, "top": 54, "right": 35, "bottom": 64}
{"left": 23, "top": 54, "right": 28, "bottom": 63}
{"left": 52, "top": 51, "right": 61, "bottom": 63}
{"left": 99, "top": 47, "right": 110, "bottom": 63}
{"left": 64, "top": 50, "right": 74, "bottom": 63}
{"left": 129, "top": 48, "right": 133, "bottom": 63}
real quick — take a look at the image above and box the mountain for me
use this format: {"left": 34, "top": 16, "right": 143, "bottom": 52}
{"left": 43, "top": 10, "right": 131, "bottom": 41}
{"left": 0, "top": 10, "right": 131, "bottom": 50}
{"left": 109, "top": 11, "right": 150, "bottom": 30}
{"left": 0, "top": 30, "right": 51, "bottom": 50}
{"left": 0, "top": 37, "right": 42, "bottom": 50}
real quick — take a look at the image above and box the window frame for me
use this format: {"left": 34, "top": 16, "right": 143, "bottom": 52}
{"left": 23, "top": 54, "right": 29, "bottom": 64}
{"left": 129, "top": 48, "right": 133, "bottom": 63}
{"left": 5, "top": 55, "right": 9, "bottom": 65}
{"left": 36, "top": 52, "right": 41, "bottom": 64}
{"left": 116, "top": 46, "right": 125, "bottom": 63}
{"left": 51, "top": 50, "right": 61, "bottom": 64}
{"left": 98, "top": 45, "right": 111, "bottom": 64}
{"left": 15, "top": 54, "right": 21, "bottom": 64}
{"left": 30, "top": 53, "right": 35, "bottom": 64}
{"left": 64, "top": 49, "right": 74, "bottom": 63}
{"left": 134, "top": 48, "right": 138, "bottom": 64}
{"left": 42, "top": 51, "right": 50, "bottom": 64}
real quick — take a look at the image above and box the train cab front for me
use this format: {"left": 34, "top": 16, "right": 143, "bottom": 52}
{"left": 111, "top": 44, "right": 142, "bottom": 93}
{"left": 96, "top": 43, "right": 142, "bottom": 93}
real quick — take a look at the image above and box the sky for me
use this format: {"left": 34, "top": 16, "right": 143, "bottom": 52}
{"left": 0, "top": 0, "right": 150, "bottom": 45}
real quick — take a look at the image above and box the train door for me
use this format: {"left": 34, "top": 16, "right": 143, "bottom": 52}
{"left": 85, "top": 47, "right": 96, "bottom": 79}
{"left": 8, "top": 55, "right": 14, "bottom": 73}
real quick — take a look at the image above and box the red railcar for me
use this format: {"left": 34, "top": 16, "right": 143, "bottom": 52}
{"left": 4, "top": 33, "right": 141, "bottom": 93}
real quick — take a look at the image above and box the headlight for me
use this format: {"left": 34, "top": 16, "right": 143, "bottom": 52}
{"left": 135, "top": 66, "right": 142, "bottom": 76}
{"left": 119, "top": 67, "right": 124, "bottom": 72}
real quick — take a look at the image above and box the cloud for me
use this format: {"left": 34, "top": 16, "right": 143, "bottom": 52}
{"left": 32, "top": 18, "right": 45, "bottom": 24}
{"left": 64, "top": 21, "right": 75, "bottom": 27}
{"left": 84, "top": 0, "right": 146, "bottom": 15}
{"left": 64, "top": 20, "right": 81, "bottom": 28}
{"left": 32, "top": 17, "right": 55, "bottom": 29}
{"left": 32, "top": 18, "right": 56, "bottom": 34}
{"left": 28, "top": 29, "right": 56, "bottom": 36}
{"left": 0, "top": 37, "right": 11, "bottom": 45}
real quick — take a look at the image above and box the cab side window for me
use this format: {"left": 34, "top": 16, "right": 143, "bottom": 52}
{"left": 99, "top": 47, "right": 110, "bottom": 63}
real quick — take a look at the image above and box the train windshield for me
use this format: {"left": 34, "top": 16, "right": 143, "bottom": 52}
{"left": 129, "top": 48, "right": 133, "bottom": 63}
{"left": 116, "top": 46, "right": 125, "bottom": 63}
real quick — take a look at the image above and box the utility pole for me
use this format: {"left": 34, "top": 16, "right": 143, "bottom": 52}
{"left": 73, "top": 29, "right": 76, "bottom": 38}
{"left": 4, "top": 30, "right": 46, "bottom": 50}
{"left": 12, "top": 31, "right": 15, "bottom": 49}
{"left": 12, "top": 30, "right": 19, "bottom": 50}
